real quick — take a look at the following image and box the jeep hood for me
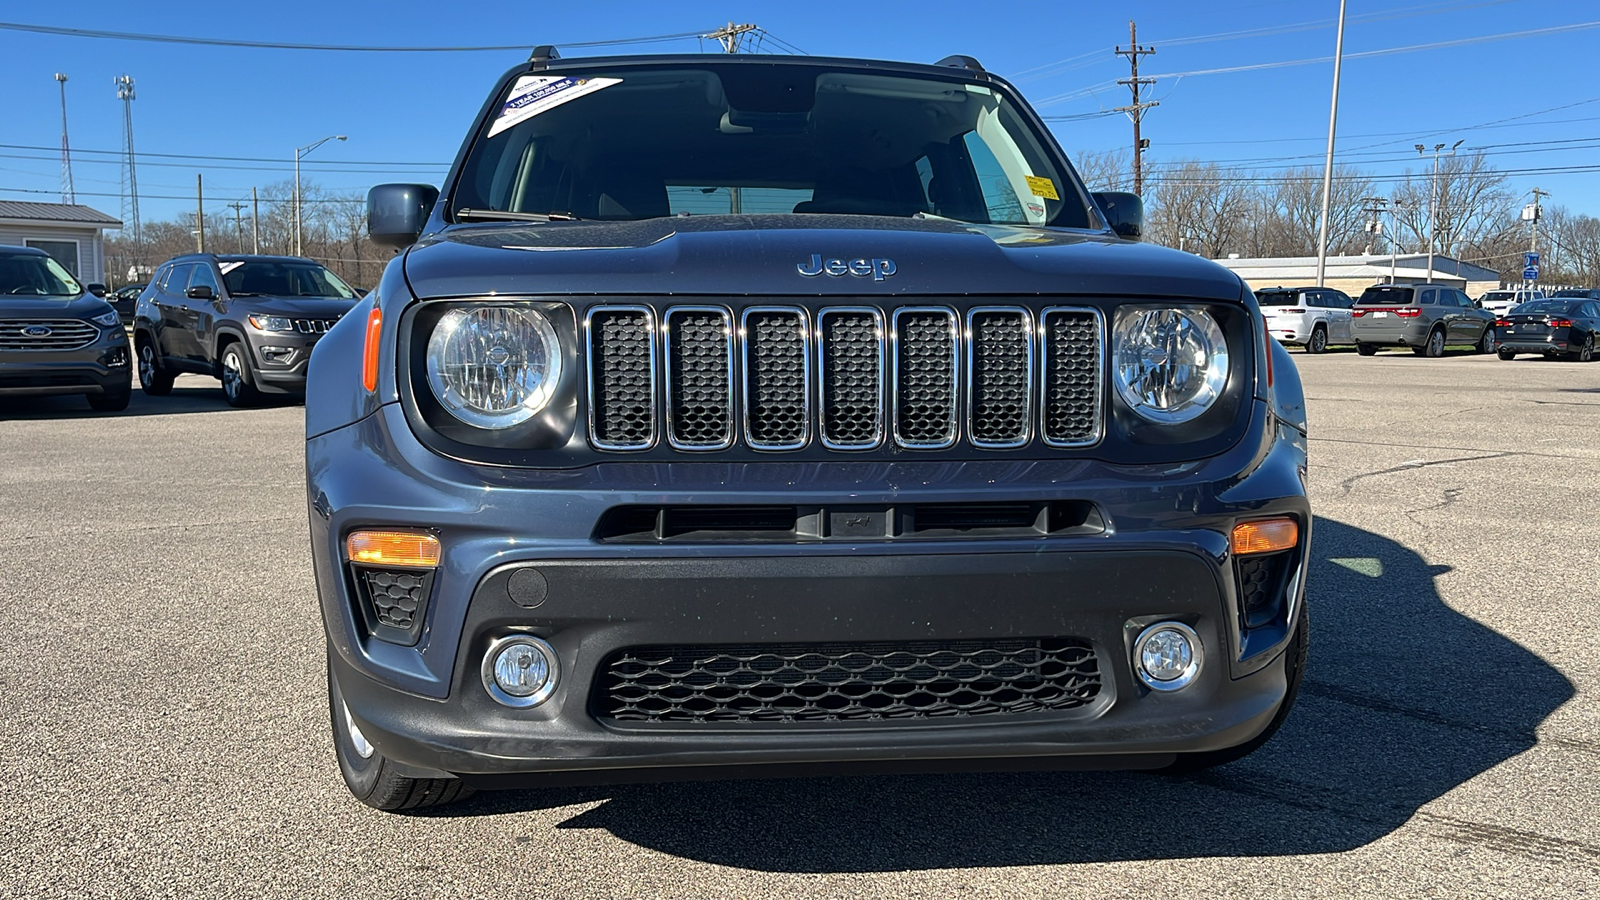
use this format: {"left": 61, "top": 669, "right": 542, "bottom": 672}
{"left": 401, "top": 215, "right": 1246, "bottom": 302}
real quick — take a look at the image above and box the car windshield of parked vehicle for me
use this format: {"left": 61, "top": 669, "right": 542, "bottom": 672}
{"left": 1255, "top": 290, "right": 1299, "bottom": 306}
{"left": 453, "top": 65, "right": 1091, "bottom": 228}
{"left": 1551, "top": 289, "right": 1596, "bottom": 298}
{"left": 1512, "top": 300, "right": 1584, "bottom": 316}
{"left": 1357, "top": 286, "right": 1415, "bottom": 305}
{"left": 1481, "top": 291, "right": 1514, "bottom": 302}
{"left": 0, "top": 252, "right": 82, "bottom": 299}
{"left": 219, "top": 260, "right": 356, "bottom": 299}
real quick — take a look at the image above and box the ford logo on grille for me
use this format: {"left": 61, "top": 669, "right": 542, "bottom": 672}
{"left": 21, "top": 325, "right": 52, "bottom": 337}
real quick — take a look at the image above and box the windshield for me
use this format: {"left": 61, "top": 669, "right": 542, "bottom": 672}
{"left": 219, "top": 260, "right": 355, "bottom": 299}
{"left": 1357, "top": 286, "right": 1414, "bottom": 305}
{"left": 1513, "top": 300, "right": 1582, "bottom": 316}
{"left": 0, "top": 252, "right": 82, "bottom": 299}
{"left": 453, "top": 64, "right": 1090, "bottom": 228}
{"left": 1551, "top": 289, "right": 1594, "bottom": 298}
{"left": 1255, "top": 291, "right": 1300, "bottom": 306}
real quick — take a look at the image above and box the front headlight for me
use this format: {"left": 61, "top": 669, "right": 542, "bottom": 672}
{"left": 1112, "top": 307, "right": 1229, "bottom": 424}
{"left": 90, "top": 311, "right": 121, "bottom": 327}
{"left": 249, "top": 314, "right": 296, "bottom": 332}
{"left": 426, "top": 306, "right": 562, "bottom": 429}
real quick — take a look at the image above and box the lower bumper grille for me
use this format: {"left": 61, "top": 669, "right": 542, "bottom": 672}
{"left": 597, "top": 638, "right": 1102, "bottom": 724}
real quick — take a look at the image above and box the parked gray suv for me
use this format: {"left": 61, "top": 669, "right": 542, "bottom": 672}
{"left": 0, "top": 245, "right": 132, "bottom": 411}
{"left": 1350, "top": 283, "right": 1498, "bottom": 357}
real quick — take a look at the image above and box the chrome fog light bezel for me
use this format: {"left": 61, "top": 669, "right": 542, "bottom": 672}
{"left": 1132, "top": 621, "right": 1203, "bottom": 692}
{"left": 481, "top": 634, "right": 560, "bottom": 708}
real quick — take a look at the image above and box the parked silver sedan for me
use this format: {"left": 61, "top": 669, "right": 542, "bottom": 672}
{"left": 1351, "top": 283, "right": 1499, "bottom": 357}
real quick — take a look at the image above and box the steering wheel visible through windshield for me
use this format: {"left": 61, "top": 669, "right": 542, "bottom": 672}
{"left": 452, "top": 64, "right": 1091, "bottom": 228}
{"left": 0, "top": 252, "right": 82, "bottom": 298}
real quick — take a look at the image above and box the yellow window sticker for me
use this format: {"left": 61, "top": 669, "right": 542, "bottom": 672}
{"left": 1025, "top": 175, "right": 1060, "bottom": 201}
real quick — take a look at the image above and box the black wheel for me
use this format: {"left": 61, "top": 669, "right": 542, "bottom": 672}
{"left": 1157, "top": 607, "right": 1308, "bottom": 774}
{"left": 1356, "top": 342, "right": 1377, "bottom": 357}
{"left": 1477, "top": 327, "right": 1498, "bottom": 355}
{"left": 219, "top": 342, "right": 261, "bottom": 407}
{"left": 1306, "top": 325, "right": 1328, "bottom": 354}
{"left": 137, "top": 340, "right": 173, "bottom": 396}
{"left": 328, "top": 653, "right": 473, "bottom": 811}
{"left": 1497, "top": 347, "right": 1516, "bottom": 361}
{"left": 86, "top": 383, "right": 131, "bottom": 412}
{"left": 1573, "top": 335, "right": 1594, "bottom": 362}
{"left": 1420, "top": 327, "right": 1446, "bottom": 358}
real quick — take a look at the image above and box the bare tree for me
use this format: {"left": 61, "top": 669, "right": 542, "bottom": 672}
{"left": 1392, "top": 151, "right": 1513, "bottom": 262}
{"left": 1145, "top": 160, "right": 1254, "bottom": 257}
{"left": 1072, "top": 148, "right": 1132, "bottom": 192}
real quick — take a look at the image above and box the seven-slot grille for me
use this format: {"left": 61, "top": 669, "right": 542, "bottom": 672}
{"left": 0, "top": 319, "right": 99, "bottom": 351}
{"left": 585, "top": 304, "right": 1103, "bottom": 452}
{"left": 293, "top": 318, "right": 340, "bottom": 334}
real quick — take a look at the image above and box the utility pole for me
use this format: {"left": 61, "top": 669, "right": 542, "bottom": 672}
{"left": 1387, "top": 198, "right": 1406, "bottom": 283}
{"left": 1525, "top": 187, "right": 1549, "bottom": 289}
{"left": 1114, "top": 21, "right": 1157, "bottom": 195}
{"left": 1416, "top": 140, "right": 1462, "bottom": 279}
{"left": 1360, "top": 196, "right": 1387, "bottom": 256}
{"left": 196, "top": 174, "right": 205, "bottom": 253}
{"left": 54, "top": 73, "right": 75, "bottom": 204}
{"left": 1313, "top": 0, "right": 1348, "bottom": 288}
{"left": 707, "top": 22, "right": 758, "bottom": 53}
{"left": 228, "top": 200, "right": 247, "bottom": 253}
{"left": 251, "top": 187, "right": 260, "bottom": 254}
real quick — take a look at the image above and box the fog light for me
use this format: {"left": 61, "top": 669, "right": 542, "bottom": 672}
{"left": 482, "top": 635, "right": 559, "bottom": 708}
{"left": 1133, "top": 622, "right": 1202, "bottom": 692}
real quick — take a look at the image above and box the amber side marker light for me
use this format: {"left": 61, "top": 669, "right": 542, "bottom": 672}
{"left": 1232, "top": 518, "right": 1299, "bottom": 556}
{"left": 347, "top": 531, "right": 441, "bottom": 568}
{"left": 361, "top": 305, "right": 383, "bottom": 392}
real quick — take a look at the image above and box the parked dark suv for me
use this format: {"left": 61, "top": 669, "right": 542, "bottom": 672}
{"left": 132, "top": 253, "right": 360, "bottom": 406}
{"left": 308, "top": 50, "right": 1311, "bottom": 811}
{"left": 0, "top": 245, "right": 131, "bottom": 411}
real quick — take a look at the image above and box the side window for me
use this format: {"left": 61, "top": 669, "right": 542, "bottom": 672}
{"left": 163, "top": 265, "right": 191, "bottom": 292}
{"left": 1306, "top": 292, "right": 1324, "bottom": 309}
{"left": 1333, "top": 291, "right": 1354, "bottom": 309}
{"left": 188, "top": 264, "right": 221, "bottom": 295}
{"left": 1419, "top": 289, "right": 1436, "bottom": 305}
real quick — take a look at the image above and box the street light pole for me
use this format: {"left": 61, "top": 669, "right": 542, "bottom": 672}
{"left": 1415, "top": 139, "right": 1462, "bottom": 280}
{"left": 294, "top": 135, "right": 346, "bottom": 257}
{"left": 1313, "top": 0, "right": 1347, "bottom": 288}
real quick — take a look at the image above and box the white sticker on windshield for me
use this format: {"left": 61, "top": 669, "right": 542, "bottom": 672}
{"left": 218, "top": 262, "right": 244, "bottom": 274}
{"left": 488, "top": 75, "right": 622, "bottom": 137}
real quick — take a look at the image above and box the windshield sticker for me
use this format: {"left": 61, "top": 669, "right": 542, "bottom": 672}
{"left": 1025, "top": 175, "right": 1060, "bottom": 201}
{"left": 489, "top": 75, "right": 622, "bottom": 137}
{"left": 218, "top": 262, "right": 244, "bottom": 274}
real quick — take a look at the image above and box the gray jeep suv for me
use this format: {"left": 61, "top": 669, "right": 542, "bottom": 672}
{"left": 1350, "top": 283, "right": 1498, "bottom": 357}
{"left": 307, "top": 50, "right": 1311, "bottom": 811}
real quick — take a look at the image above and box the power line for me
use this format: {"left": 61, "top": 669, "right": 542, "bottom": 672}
{"left": 1114, "top": 21, "right": 1157, "bottom": 195}
{"left": 0, "top": 20, "right": 714, "bottom": 52}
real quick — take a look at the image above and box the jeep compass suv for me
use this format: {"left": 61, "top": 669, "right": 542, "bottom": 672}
{"left": 308, "top": 50, "right": 1311, "bottom": 810}
{"left": 133, "top": 253, "right": 359, "bottom": 406}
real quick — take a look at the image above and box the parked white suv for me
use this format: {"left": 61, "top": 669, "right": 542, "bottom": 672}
{"left": 1478, "top": 289, "right": 1545, "bottom": 317}
{"left": 1255, "top": 286, "right": 1355, "bottom": 353}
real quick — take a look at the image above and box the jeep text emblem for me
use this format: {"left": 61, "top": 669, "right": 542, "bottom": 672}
{"left": 22, "top": 325, "right": 52, "bottom": 337}
{"left": 797, "top": 254, "right": 897, "bottom": 282}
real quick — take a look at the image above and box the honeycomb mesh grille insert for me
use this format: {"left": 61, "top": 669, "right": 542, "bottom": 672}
{"left": 1041, "top": 309, "right": 1102, "bottom": 446}
{"left": 818, "top": 310, "right": 883, "bottom": 448}
{"left": 1238, "top": 551, "right": 1292, "bottom": 629}
{"left": 743, "top": 309, "right": 809, "bottom": 448}
{"left": 598, "top": 638, "right": 1102, "bottom": 723}
{"left": 588, "top": 308, "right": 656, "bottom": 449}
{"left": 666, "top": 309, "right": 733, "bottom": 448}
{"left": 893, "top": 309, "right": 958, "bottom": 446}
{"left": 969, "top": 310, "right": 1033, "bottom": 447}
{"left": 360, "top": 569, "right": 428, "bottom": 631}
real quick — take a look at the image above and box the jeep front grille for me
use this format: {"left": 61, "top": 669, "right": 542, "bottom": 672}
{"left": 0, "top": 319, "right": 99, "bottom": 351}
{"left": 596, "top": 637, "right": 1103, "bottom": 724}
{"left": 293, "top": 317, "right": 340, "bottom": 334}
{"left": 584, "top": 303, "right": 1104, "bottom": 452}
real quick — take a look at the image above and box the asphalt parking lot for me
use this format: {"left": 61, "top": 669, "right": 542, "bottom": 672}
{"left": 2, "top": 349, "right": 1597, "bottom": 899}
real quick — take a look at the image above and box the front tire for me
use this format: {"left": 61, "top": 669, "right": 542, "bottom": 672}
{"left": 87, "top": 384, "right": 131, "bottom": 412}
{"left": 219, "top": 342, "right": 261, "bottom": 408}
{"left": 137, "top": 340, "right": 174, "bottom": 396}
{"left": 1158, "top": 607, "right": 1308, "bottom": 774}
{"left": 1306, "top": 325, "right": 1328, "bottom": 354}
{"left": 328, "top": 655, "right": 473, "bottom": 812}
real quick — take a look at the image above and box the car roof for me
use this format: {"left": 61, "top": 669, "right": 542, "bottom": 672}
{"left": 164, "top": 253, "right": 318, "bottom": 265}
{"left": 529, "top": 52, "right": 993, "bottom": 82}
{"left": 0, "top": 244, "right": 49, "bottom": 257}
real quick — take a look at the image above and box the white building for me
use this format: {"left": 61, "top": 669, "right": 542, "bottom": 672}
{"left": 0, "top": 201, "right": 123, "bottom": 285}
{"left": 1213, "top": 253, "right": 1504, "bottom": 298}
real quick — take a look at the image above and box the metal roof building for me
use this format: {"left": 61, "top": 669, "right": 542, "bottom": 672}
{"left": 0, "top": 201, "right": 123, "bottom": 286}
{"left": 1213, "top": 253, "right": 1503, "bottom": 298}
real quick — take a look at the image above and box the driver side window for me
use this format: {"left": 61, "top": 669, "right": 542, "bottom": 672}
{"left": 188, "top": 264, "right": 221, "bottom": 296}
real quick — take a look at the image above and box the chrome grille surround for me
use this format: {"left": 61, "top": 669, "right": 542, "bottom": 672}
{"left": 585, "top": 305, "right": 659, "bottom": 451}
{"left": 663, "top": 306, "right": 735, "bottom": 451}
{"left": 816, "top": 307, "right": 886, "bottom": 450}
{"left": 293, "top": 318, "right": 340, "bottom": 334}
{"left": 0, "top": 319, "right": 99, "bottom": 351}
{"left": 965, "top": 307, "right": 1035, "bottom": 449}
{"left": 890, "top": 307, "right": 960, "bottom": 449}
{"left": 740, "top": 306, "right": 812, "bottom": 451}
{"left": 1039, "top": 306, "right": 1105, "bottom": 448}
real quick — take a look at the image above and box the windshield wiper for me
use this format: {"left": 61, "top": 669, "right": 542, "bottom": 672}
{"left": 455, "top": 208, "right": 582, "bottom": 223}
{"left": 228, "top": 291, "right": 264, "bottom": 297}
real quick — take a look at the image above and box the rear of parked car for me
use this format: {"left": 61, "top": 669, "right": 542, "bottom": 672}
{"left": 1255, "top": 287, "right": 1354, "bottom": 353}
{"left": 1350, "top": 283, "right": 1497, "bottom": 357}
{"left": 1495, "top": 299, "right": 1600, "bottom": 361}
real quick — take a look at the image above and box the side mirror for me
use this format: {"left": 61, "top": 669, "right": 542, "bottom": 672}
{"left": 87, "top": 283, "right": 108, "bottom": 297}
{"left": 369, "top": 183, "right": 440, "bottom": 250}
{"left": 186, "top": 285, "right": 215, "bottom": 301}
{"left": 1092, "top": 191, "right": 1144, "bottom": 241}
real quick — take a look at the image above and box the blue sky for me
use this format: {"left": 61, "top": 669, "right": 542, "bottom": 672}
{"left": 2, "top": 0, "right": 1596, "bottom": 225}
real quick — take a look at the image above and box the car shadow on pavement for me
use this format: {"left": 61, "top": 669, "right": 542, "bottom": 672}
{"left": 441, "top": 517, "right": 1574, "bottom": 870}
{"left": 0, "top": 385, "right": 298, "bottom": 420}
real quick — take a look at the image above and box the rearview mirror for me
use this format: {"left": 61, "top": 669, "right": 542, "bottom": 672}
{"left": 86, "top": 283, "right": 107, "bottom": 297}
{"left": 1091, "top": 191, "right": 1144, "bottom": 241}
{"left": 186, "top": 285, "right": 214, "bottom": 301}
{"left": 369, "top": 183, "right": 440, "bottom": 250}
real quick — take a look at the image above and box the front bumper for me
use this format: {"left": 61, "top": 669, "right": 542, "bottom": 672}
{"left": 243, "top": 330, "right": 323, "bottom": 393}
{"left": 0, "top": 336, "right": 131, "bottom": 397}
{"left": 309, "top": 399, "right": 1309, "bottom": 781}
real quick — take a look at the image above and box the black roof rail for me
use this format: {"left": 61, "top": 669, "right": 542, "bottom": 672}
{"left": 529, "top": 45, "right": 561, "bottom": 65}
{"left": 935, "top": 55, "right": 986, "bottom": 74}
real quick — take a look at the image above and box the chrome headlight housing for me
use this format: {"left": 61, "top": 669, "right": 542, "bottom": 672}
{"left": 248, "top": 314, "right": 296, "bottom": 333}
{"left": 426, "top": 305, "right": 563, "bottom": 429}
{"left": 1112, "top": 307, "right": 1230, "bottom": 425}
